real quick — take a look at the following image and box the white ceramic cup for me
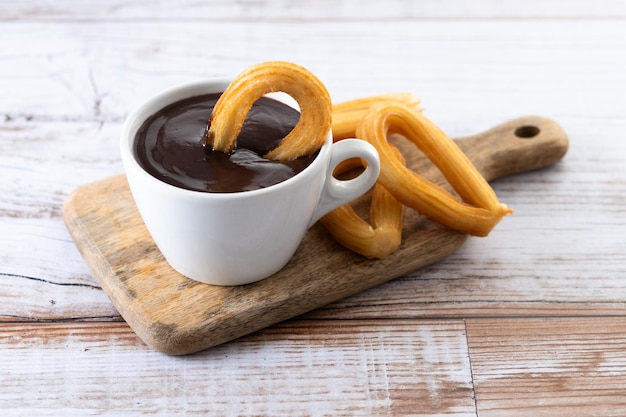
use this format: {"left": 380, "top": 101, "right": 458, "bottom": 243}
{"left": 120, "top": 79, "right": 380, "bottom": 286}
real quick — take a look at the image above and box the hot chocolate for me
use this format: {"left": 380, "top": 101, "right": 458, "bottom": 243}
{"left": 134, "top": 93, "right": 316, "bottom": 193}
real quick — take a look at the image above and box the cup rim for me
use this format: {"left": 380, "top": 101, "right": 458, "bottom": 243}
{"left": 120, "top": 78, "right": 332, "bottom": 200}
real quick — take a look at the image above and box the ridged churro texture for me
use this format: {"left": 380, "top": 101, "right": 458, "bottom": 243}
{"left": 206, "top": 61, "right": 332, "bottom": 161}
{"left": 331, "top": 93, "right": 423, "bottom": 141}
{"left": 320, "top": 145, "right": 405, "bottom": 259}
{"left": 356, "top": 102, "right": 512, "bottom": 237}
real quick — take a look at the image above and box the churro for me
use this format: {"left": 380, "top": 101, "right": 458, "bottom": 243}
{"left": 320, "top": 145, "right": 405, "bottom": 259}
{"left": 356, "top": 102, "right": 512, "bottom": 237}
{"left": 332, "top": 93, "right": 423, "bottom": 141}
{"left": 206, "top": 61, "right": 332, "bottom": 161}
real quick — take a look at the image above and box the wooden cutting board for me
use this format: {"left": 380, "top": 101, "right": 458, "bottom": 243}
{"left": 63, "top": 115, "right": 568, "bottom": 355}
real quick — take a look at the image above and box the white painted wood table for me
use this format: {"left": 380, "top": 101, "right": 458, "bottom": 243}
{"left": 1, "top": 1, "right": 626, "bottom": 415}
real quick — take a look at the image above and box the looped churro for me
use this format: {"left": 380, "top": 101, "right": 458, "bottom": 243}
{"left": 320, "top": 145, "right": 405, "bottom": 259}
{"left": 206, "top": 61, "right": 332, "bottom": 161}
{"left": 356, "top": 102, "right": 512, "bottom": 237}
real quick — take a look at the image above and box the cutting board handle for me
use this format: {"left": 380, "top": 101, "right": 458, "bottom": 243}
{"left": 455, "top": 115, "right": 569, "bottom": 182}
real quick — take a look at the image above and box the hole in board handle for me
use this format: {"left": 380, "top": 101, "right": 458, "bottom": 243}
{"left": 514, "top": 125, "right": 540, "bottom": 139}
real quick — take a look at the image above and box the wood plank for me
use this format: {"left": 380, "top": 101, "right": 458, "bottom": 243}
{"left": 3, "top": 0, "right": 626, "bottom": 20}
{"left": 0, "top": 272, "right": 119, "bottom": 321}
{"left": 467, "top": 317, "right": 626, "bottom": 417}
{"left": 0, "top": 319, "right": 476, "bottom": 417}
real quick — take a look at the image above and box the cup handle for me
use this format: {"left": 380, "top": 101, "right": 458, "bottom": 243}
{"left": 308, "top": 139, "right": 381, "bottom": 228}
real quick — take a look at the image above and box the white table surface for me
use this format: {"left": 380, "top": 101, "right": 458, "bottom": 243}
{"left": 1, "top": 1, "right": 626, "bottom": 415}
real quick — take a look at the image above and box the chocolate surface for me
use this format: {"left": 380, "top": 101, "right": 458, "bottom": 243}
{"left": 134, "top": 93, "right": 316, "bottom": 193}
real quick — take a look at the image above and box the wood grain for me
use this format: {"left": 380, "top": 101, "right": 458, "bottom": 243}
{"left": 63, "top": 115, "right": 567, "bottom": 354}
{"left": 467, "top": 317, "right": 626, "bottom": 417}
{"left": 1, "top": 319, "right": 475, "bottom": 416}
{"left": 3, "top": 0, "right": 625, "bottom": 20}
{"left": 3, "top": 1, "right": 626, "bottom": 414}
{"left": 2, "top": 19, "right": 625, "bottom": 125}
